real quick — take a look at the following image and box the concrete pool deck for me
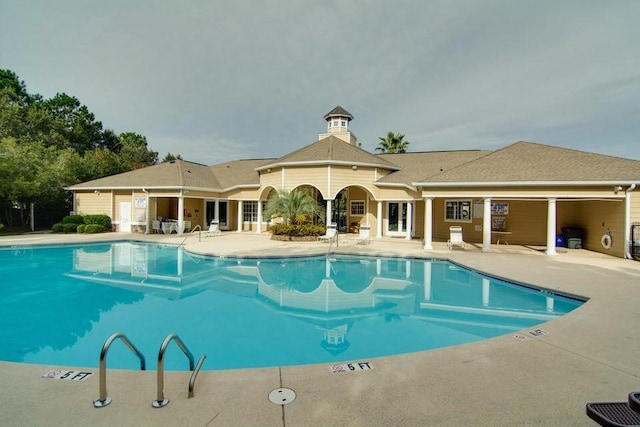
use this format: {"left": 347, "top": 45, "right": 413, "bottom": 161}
{"left": 1, "top": 231, "right": 639, "bottom": 426}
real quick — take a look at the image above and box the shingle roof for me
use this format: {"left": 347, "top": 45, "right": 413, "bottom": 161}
{"left": 415, "top": 141, "right": 640, "bottom": 184}
{"left": 67, "top": 160, "right": 222, "bottom": 190}
{"left": 210, "top": 158, "right": 274, "bottom": 189}
{"left": 256, "top": 135, "right": 399, "bottom": 171}
{"left": 377, "top": 150, "right": 491, "bottom": 184}
{"left": 323, "top": 106, "right": 353, "bottom": 120}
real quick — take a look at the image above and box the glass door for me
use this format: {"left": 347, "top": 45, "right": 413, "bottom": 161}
{"left": 387, "top": 202, "right": 407, "bottom": 236}
{"left": 218, "top": 201, "right": 228, "bottom": 229}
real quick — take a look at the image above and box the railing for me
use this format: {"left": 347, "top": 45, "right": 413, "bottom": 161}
{"left": 152, "top": 333, "right": 206, "bottom": 408}
{"left": 93, "top": 332, "right": 146, "bottom": 408}
{"left": 326, "top": 229, "right": 339, "bottom": 258}
{"left": 179, "top": 225, "right": 203, "bottom": 246}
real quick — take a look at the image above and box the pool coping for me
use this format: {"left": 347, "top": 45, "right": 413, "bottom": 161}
{"left": 1, "top": 231, "right": 639, "bottom": 426}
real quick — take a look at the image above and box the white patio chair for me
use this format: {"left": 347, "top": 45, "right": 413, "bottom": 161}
{"left": 318, "top": 223, "right": 337, "bottom": 243}
{"left": 204, "top": 219, "right": 221, "bottom": 237}
{"left": 355, "top": 225, "right": 371, "bottom": 245}
{"left": 447, "top": 226, "right": 467, "bottom": 250}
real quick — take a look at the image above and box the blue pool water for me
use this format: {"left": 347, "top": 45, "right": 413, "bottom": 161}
{"left": 0, "top": 242, "right": 583, "bottom": 371}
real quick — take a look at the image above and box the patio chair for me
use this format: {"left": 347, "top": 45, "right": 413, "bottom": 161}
{"left": 586, "top": 391, "right": 640, "bottom": 426}
{"left": 355, "top": 225, "right": 371, "bottom": 245}
{"left": 318, "top": 223, "right": 337, "bottom": 243}
{"left": 447, "top": 226, "right": 466, "bottom": 250}
{"left": 204, "top": 219, "right": 221, "bottom": 237}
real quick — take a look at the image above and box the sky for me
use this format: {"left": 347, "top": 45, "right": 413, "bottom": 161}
{"left": 1, "top": 0, "right": 639, "bottom": 164}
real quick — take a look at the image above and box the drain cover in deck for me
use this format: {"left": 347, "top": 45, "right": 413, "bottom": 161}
{"left": 269, "top": 388, "right": 296, "bottom": 405}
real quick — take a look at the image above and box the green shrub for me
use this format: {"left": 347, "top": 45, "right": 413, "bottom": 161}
{"left": 84, "top": 224, "right": 107, "bottom": 234}
{"left": 61, "top": 215, "right": 84, "bottom": 224}
{"left": 62, "top": 223, "right": 78, "bottom": 233}
{"left": 269, "top": 223, "right": 325, "bottom": 237}
{"left": 0, "top": 223, "right": 4, "bottom": 232}
{"left": 52, "top": 223, "right": 64, "bottom": 233}
{"left": 77, "top": 224, "right": 86, "bottom": 233}
{"left": 83, "top": 215, "right": 112, "bottom": 229}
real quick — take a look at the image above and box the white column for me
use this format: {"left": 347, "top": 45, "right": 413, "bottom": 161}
{"left": 546, "top": 198, "right": 558, "bottom": 255}
{"left": 237, "top": 201, "right": 243, "bottom": 232}
{"left": 177, "top": 196, "right": 185, "bottom": 236}
{"left": 405, "top": 201, "right": 413, "bottom": 240}
{"left": 483, "top": 198, "right": 492, "bottom": 252}
{"left": 326, "top": 200, "right": 332, "bottom": 224}
{"left": 214, "top": 200, "right": 220, "bottom": 221}
{"left": 376, "top": 201, "right": 383, "bottom": 239}
{"left": 482, "top": 278, "right": 490, "bottom": 307}
{"left": 423, "top": 197, "right": 433, "bottom": 250}
{"left": 256, "top": 200, "right": 262, "bottom": 234}
{"left": 177, "top": 246, "right": 183, "bottom": 276}
{"left": 423, "top": 261, "right": 432, "bottom": 301}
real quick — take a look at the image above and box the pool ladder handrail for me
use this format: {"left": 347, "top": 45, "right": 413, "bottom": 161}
{"left": 326, "top": 229, "right": 339, "bottom": 258}
{"left": 153, "top": 333, "right": 207, "bottom": 408}
{"left": 93, "top": 332, "right": 146, "bottom": 408}
{"left": 179, "top": 225, "right": 203, "bottom": 246}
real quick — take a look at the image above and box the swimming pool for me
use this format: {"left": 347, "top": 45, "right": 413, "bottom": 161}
{"left": 0, "top": 241, "right": 583, "bottom": 371}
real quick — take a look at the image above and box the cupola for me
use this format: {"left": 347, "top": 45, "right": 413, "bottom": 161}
{"left": 318, "top": 106, "right": 358, "bottom": 145}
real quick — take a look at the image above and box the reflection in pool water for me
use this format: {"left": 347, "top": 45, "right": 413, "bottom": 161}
{"left": 0, "top": 242, "right": 583, "bottom": 370}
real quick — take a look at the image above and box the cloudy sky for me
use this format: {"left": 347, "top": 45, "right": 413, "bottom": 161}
{"left": 1, "top": 0, "right": 639, "bottom": 164}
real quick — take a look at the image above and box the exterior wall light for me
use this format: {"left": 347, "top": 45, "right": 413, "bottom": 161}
{"left": 352, "top": 165, "right": 357, "bottom": 170}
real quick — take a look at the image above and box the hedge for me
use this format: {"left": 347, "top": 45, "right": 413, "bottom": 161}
{"left": 62, "top": 223, "right": 78, "bottom": 233}
{"left": 269, "top": 223, "right": 325, "bottom": 237}
{"left": 83, "top": 215, "right": 112, "bottom": 228}
{"left": 61, "top": 215, "right": 84, "bottom": 224}
{"left": 84, "top": 224, "right": 107, "bottom": 234}
{"left": 77, "top": 224, "right": 86, "bottom": 233}
{"left": 52, "top": 223, "right": 64, "bottom": 233}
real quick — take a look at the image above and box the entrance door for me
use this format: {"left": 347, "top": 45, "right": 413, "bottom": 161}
{"left": 387, "top": 202, "right": 407, "bottom": 236}
{"left": 119, "top": 202, "right": 132, "bottom": 232}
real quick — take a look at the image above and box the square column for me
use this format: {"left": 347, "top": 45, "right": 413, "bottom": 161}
{"left": 376, "top": 201, "right": 382, "bottom": 239}
{"left": 177, "top": 196, "right": 185, "bottom": 236}
{"left": 405, "top": 201, "right": 413, "bottom": 240}
{"left": 256, "top": 200, "right": 262, "bottom": 233}
{"left": 423, "top": 197, "right": 433, "bottom": 250}
{"left": 483, "top": 198, "right": 491, "bottom": 252}
{"left": 546, "top": 198, "right": 558, "bottom": 255}
{"left": 237, "top": 201, "right": 243, "bottom": 232}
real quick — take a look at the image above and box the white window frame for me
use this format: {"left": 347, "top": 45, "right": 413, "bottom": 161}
{"left": 350, "top": 200, "right": 365, "bottom": 216}
{"left": 444, "top": 199, "right": 472, "bottom": 223}
{"left": 242, "top": 201, "right": 267, "bottom": 223}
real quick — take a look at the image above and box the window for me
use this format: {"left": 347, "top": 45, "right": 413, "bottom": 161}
{"left": 341, "top": 120, "right": 346, "bottom": 127}
{"left": 445, "top": 200, "right": 472, "bottom": 222}
{"left": 350, "top": 200, "right": 365, "bottom": 216}
{"left": 243, "top": 201, "right": 266, "bottom": 222}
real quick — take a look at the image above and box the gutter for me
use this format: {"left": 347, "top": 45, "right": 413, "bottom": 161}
{"left": 411, "top": 180, "right": 640, "bottom": 187}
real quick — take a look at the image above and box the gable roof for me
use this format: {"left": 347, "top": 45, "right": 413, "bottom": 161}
{"left": 67, "top": 160, "right": 222, "bottom": 190}
{"left": 414, "top": 141, "right": 640, "bottom": 185}
{"left": 256, "top": 135, "right": 400, "bottom": 171}
{"left": 377, "top": 150, "right": 491, "bottom": 185}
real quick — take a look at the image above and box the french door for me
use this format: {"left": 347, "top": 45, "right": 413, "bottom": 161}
{"left": 387, "top": 202, "right": 407, "bottom": 236}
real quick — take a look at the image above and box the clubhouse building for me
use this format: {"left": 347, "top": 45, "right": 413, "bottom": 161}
{"left": 68, "top": 107, "right": 640, "bottom": 259}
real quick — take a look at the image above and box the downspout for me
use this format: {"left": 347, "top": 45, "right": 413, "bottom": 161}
{"left": 142, "top": 188, "right": 149, "bottom": 235}
{"left": 624, "top": 184, "right": 637, "bottom": 259}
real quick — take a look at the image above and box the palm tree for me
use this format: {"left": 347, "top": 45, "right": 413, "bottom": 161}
{"left": 264, "top": 189, "right": 324, "bottom": 224}
{"left": 376, "top": 131, "right": 410, "bottom": 153}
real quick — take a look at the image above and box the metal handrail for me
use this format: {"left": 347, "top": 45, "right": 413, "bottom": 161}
{"left": 153, "top": 333, "right": 198, "bottom": 408}
{"left": 188, "top": 354, "right": 207, "bottom": 398}
{"left": 93, "top": 332, "right": 146, "bottom": 408}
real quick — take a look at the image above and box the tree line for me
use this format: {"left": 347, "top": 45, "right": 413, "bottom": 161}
{"left": 0, "top": 69, "right": 179, "bottom": 230}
